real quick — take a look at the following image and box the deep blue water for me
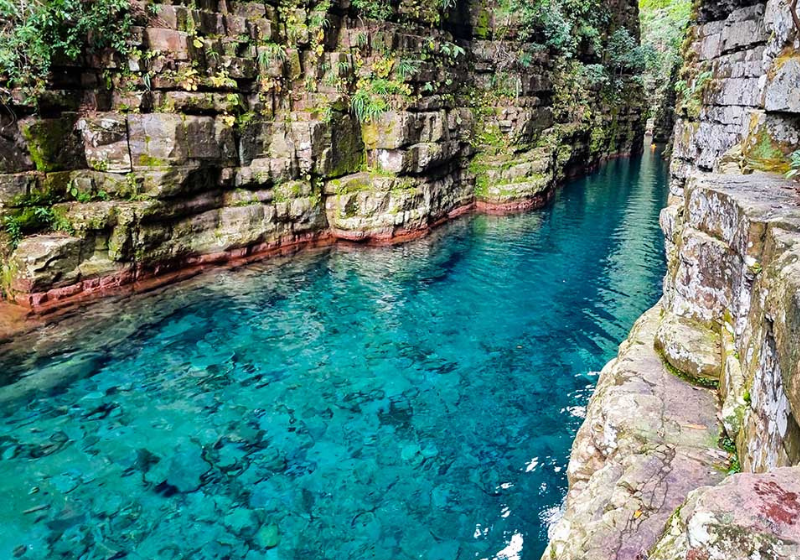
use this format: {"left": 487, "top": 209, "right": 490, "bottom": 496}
{"left": 0, "top": 147, "right": 668, "bottom": 560}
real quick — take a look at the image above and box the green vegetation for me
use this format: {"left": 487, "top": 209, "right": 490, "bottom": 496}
{"left": 639, "top": 0, "right": 692, "bottom": 119}
{"left": 675, "top": 69, "right": 712, "bottom": 118}
{"left": 473, "top": 0, "right": 652, "bottom": 122}
{"left": 0, "top": 0, "right": 141, "bottom": 103}
{"left": 2, "top": 191, "right": 74, "bottom": 249}
{"left": 258, "top": 42, "right": 288, "bottom": 66}
{"left": 719, "top": 436, "right": 742, "bottom": 474}
{"left": 786, "top": 150, "right": 800, "bottom": 180}
{"left": 658, "top": 347, "right": 720, "bottom": 390}
{"left": 351, "top": 0, "right": 393, "bottom": 20}
{"left": 350, "top": 56, "right": 413, "bottom": 122}
{"left": 350, "top": 0, "right": 454, "bottom": 25}
{"left": 744, "top": 126, "right": 793, "bottom": 173}
{"left": 504, "top": 0, "right": 608, "bottom": 56}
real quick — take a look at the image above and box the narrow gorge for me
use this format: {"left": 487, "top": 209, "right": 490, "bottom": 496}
{"left": 0, "top": 0, "right": 799, "bottom": 558}
{"left": 548, "top": 0, "right": 800, "bottom": 557}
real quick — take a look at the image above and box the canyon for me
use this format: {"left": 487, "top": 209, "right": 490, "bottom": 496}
{"left": 547, "top": 0, "right": 800, "bottom": 557}
{"left": 1, "top": 0, "right": 800, "bottom": 558}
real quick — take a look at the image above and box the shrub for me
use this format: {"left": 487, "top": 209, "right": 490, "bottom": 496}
{"left": 351, "top": 77, "right": 412, "bottom": 122}
{"left": 638, "top": 0, "right": 692, "bottom": 117}
{"left": 351, "top": 0, "right": 394, "bottom": 20}
{"left": 0, "top": 0, "right": 140, "bottom": 103}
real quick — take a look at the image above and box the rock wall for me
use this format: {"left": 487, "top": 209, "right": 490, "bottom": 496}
{"left": 664, "top": 0, "right": 800, "bottom": 475}
{"left": 0, "top": 0, "right": 644, "bottom": 311}
{"left": 545, "top": 0, "right": 800, "bottom": 558}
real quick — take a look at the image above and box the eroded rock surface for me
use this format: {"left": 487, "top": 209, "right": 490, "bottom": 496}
{"left": 543, "top": 306, "right": 727, "bottom": 560}
{"left": 654, "top": 312, "right": 722, "bottom": 383}
{"left": 548, "top": 0, "right": 800, "bottom": 557}
{"left": 650, "top": 467, "right": 800, "bottom": 560}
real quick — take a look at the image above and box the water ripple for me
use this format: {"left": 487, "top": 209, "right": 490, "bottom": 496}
{"left": 0, "top": 148, "right": 669, "bottom": 560}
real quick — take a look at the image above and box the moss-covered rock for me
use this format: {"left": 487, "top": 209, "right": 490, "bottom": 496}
{"left": 18, "top": 115, "right": 86, "bottom": 173}
{"left": 655, "top": 312, "right": 723, "bottom": 383}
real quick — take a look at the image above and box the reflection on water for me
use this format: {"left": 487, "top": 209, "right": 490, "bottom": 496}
{"left": 0, "top": 148, "right": 668, "bottom": 560}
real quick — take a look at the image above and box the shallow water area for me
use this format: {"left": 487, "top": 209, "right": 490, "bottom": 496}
{"left": 0, "top": 148, "right": 669, "bottom": 559}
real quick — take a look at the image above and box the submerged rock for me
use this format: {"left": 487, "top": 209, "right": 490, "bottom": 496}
{"left": 143, "top": 443, "right": 210, "bottom": 493}
{"left": 254, "top": 523, "right": 281, "bottom": 549}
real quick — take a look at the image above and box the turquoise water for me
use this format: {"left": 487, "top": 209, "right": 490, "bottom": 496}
{"left": 0, "top": 148, "right": 668, "bottom": 560}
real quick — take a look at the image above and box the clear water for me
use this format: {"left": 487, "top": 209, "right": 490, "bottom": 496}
{"left": 0, "top": 148, "right": 668, "bottom": 560}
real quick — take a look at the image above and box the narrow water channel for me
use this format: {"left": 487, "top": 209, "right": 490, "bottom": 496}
{"left": 0, "top": 147, "right": 669, "bottom": 560}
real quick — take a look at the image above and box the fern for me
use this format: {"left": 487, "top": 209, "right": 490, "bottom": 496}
{"left": 337, "top": 60, "right": 352, "bottom": 75}
{"left": 257, "top": 43, "right": 287, "bottom": 66}
{"left": 351, "top": 90, "right": 389, "bottom": 122}
{"left": 397, "top": 58, "right": 420, "bottom": 80}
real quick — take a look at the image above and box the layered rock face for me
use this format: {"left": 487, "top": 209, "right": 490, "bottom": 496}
{"left": 0, "top": 0, "right": 644, "bottom": 310}
{"left": 546, "top": 0, "right": 800, "bottom": 558}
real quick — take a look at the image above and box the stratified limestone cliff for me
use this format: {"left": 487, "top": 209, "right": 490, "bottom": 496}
{"left": 545, "top": 0, "right": 800, "bottom": 558}
{"left": 0, "top": 0, "right": 644, "bottom": 310}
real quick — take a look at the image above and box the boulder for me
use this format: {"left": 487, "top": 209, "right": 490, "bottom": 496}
{"left": 0, "top": 173, "right": 39, "bottom": 207}
{"left": 543, "top": 306, "right": 727, "bottom": 560}
{"left": 654, "top": 312, "right": 722, "bottom": 382}
{"left": 650, "top": 467, "right": 800, "bottom": 560}
{"left": 144, "top": 28, "right": 192, "bottom": 60}
{"left": 765, "top": 56, "right": 800, "bottom": 114}
{"left": 128, "top": 114, "right": 236, "bottom": 169}
{"left": 10, "top": 235, "right": 85, "bottom": 292}
{"left": 128, "top": 113, "right": 188, "bottom": 168}
{"left": 18, "top": 115, "right": 86, "bottom": 173}
{"left": 0, "top": 117, "right": 34, "bottom": 173}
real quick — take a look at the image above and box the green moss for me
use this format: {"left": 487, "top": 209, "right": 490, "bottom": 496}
{"left": 474, "top": 180, "right": 489, "bottom": 198}
{"left": 390, "top": 178, "right": 416, "bottom": 192}
{"left": 719, "top": 434, "right": 742, "bottom": 474}
{"left": 589, "top": 125, "right": 607, "bottom": 155}
{"left": 770, "top": 49, "right": 799, "bottom": 76}
{"left": 476, "top": 123, "right": 507, "bottom": 150}
{"left": 342, "top": 196, "right": 360, "bottom": 218}
{"left": 474, "top": 7, "right": 491, "bottom": 39}
{"left": 328, "top": 150, "right": 365, "bottom": 179}
{"left": 332, "top": 177, "right": 369, "bottom": 195}
{"left": 326, "top": 117, "right": 365, "bottom": 178}
{"left": 273, "top": 181, "right": 306, "bottom": 203}
{"left": 657, "top": 348, "right": 720, "bottom": 390}
{"left": 360, "top": 122, "right": 382, "bottom": 149}
{"left": 136, "top": 154, "right": 169, "bottom": 167}
{"left": 744, "top": 128, "right": 791, "bottom": 173}
{"left": 230, "top": 188, "right": 260, "bottom": 207}
{"left": 20, "top": 118, "right": 75, "bottom": 172}
{"left": 0, "top": 260, "right": 15, "bottom": 298}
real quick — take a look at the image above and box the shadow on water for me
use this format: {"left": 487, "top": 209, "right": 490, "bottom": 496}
{"left": 0, "top": 146, "right": 669, "bottom": 560}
